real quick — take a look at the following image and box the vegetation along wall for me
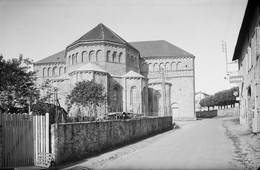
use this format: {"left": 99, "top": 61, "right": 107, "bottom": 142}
{"left": 51, "top": 116, "right": 172, "bottom": 164}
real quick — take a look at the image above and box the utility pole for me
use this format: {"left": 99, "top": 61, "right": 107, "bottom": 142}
{"left": 222, "top": 41, "right": 228, "bottom": 74}
{"left": 159, "top": 67, "right": 167, "bottom": 116}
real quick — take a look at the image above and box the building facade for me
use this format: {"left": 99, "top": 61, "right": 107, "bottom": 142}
{"left": 195, "top": 91, "right": 209, "bottom": 112}
{"left": 232, "top": 0, "right": 260, "bottom": 133}
{"left": 34, "top": 23, "right": 195, "bottom": 120}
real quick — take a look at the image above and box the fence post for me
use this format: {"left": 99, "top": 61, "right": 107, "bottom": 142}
{"left": 34, "top": 115, "right": 38, "bottom": 164}
{"left": 46, "top": 113, "right": 49, "bottom": 153}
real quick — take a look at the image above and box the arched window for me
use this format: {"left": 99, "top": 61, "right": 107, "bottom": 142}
{"left": 89, "top": 51, "right": 95, "bottom": 61}
{"left": 130, "top": 86, "right": 137, "bottom": 106}
{"left": 106, "top": 50, "right": 111, "bottom": 61}
{"left": 165, "top": 62, "right": 170, "bottom": 70}
{"left": 176, "top": 61, "right": 182, "bottom": 70}
{"left": 43, "top": 68, "right": 46, "bottom": 77}
{"left": 72, "top": 54, "right": 75, "bottom": 64}
{"left": 159, "top": 62, "right": 164, "bottom": 70}
{"left": 48, "top": 67, "right": 52, "bottom": 77}
{"left": 113, "top": 52, "right": 117, "bottom": 62}
{"left": 75, "top": 53, "right": 78, "bottom": 64}
{"left": 96, "top": 50, "right": 103, "bottom": 61}
{"left": 149, "top": 63, "right": 153, "bottom": 72}
{"left": 82, "top": 51, "right": 87, "bottom": 62}
{"left": 171, "top": 62, "right": 176, "bottom": 70}
{"left": 134, "top": 57, "right": 137, "bottom": 66}
{"left": 154, "top": 63, "right": 159, "bottom": 71}
{"left": 59, "top": 67, "right": 63, "bottom": 76}
{"left": 68, "top": 55, "right": 71, "bottom": 65}
{"left": 118, "top": 52, "right": 123, "bottom": 63}
{"left": 113, "top": 86, "right": 120, "bottom": 102}
{"left": 64, "top": 67, "right": 66, "bottom": 73}
{"left": 53, "top": 67, "right": 58, "bottom": 77}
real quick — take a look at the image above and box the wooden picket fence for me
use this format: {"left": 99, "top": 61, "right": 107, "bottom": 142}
{"left": 0, "top": 113, "right": 50, "bottom": 168}
{"left": 33, "top": 113, "right": 50, "bottom": 166}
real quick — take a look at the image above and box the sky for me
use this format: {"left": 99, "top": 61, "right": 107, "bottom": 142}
{"left": 0, "top": 0, "right": 248, "bottom": 95}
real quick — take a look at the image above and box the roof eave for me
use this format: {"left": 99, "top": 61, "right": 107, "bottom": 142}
{"left": 232, "top": 0, "right": 259, "bottom": 61}
{"left": 34, "top": 61, "right": 66, "bottom": 65}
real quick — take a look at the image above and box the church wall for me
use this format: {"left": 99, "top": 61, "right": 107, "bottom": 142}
{"left": 126, "top": 47, "right": 140, "bottom": 73}
{"left": 147, "top": 83, "right": 171, "bottom": 117}
{"left": 66, "top": 43, "right": 136, "bottom": 77}
{"left": 145, "top": 56, "right": 195, "bottom": 120}
{"left": 66, "top": 44, "right": 106, "bottom": 73}
{"left": 94, "top": 73, "right": 109, "bottom": 116}
{"left": 124, "top": 78, "right": 143, "bottom": 114}
{"left": 141, "top": 79, "right": 149, "bottom": 116}
{"left": 34, "top": 63, "right": 67, "bottom": 85}
{"left": 169, "top": 76, "right": 195, "bottom": 120}
{"left": 103, "top": 45, "right": 127, "bottom": 76}
{"left": 108, "top": 77, "right": 123, "bottom": 112}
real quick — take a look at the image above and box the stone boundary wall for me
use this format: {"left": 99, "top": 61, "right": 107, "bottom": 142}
{"left": 51, "top": 116, "right": 172, "bottom": 164}
{"left": 196, "top": 107, "right": 239, "bottom": 118}
{"left": 217, "top": 107, "right": 239, "bottom": 117}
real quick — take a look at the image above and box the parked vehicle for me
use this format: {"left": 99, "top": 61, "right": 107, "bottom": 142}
{"left": 107, "top": 112, "right": 133, "bottom": 120}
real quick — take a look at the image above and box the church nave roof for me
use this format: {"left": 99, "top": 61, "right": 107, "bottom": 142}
{"left": 130, "top": 40, "right": 194, "bottom": 58}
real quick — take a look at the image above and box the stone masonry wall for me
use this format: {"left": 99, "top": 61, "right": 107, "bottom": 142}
{"left": 217, "top": 107, "right": 239, "bottom": 117}
{"left": 51, "top": 116, "right": 172, "bottom": 164}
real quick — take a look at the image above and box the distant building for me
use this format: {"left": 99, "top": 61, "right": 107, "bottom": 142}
{"left": 232, "top": 0, "right": 260, "bottom": 133}
{"left": 195, "top": 91, "right": 209, "bottom": 111}
{"left": 33, "top": 23, "right": 196, "bottom": 120}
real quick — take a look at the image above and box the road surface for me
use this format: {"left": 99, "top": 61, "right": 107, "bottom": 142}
{"left": 64, "top": 117, "right": 244, "bottom": 170}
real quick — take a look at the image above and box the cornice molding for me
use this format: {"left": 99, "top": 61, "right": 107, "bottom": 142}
{"left": 142, "top": 55, "right": 194, "bottom": 60}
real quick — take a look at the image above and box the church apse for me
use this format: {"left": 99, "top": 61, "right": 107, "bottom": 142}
{"left": 34, "top": 23, "right": 195, "bottom": 120}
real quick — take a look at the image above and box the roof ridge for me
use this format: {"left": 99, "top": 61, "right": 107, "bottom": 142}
{"left": 101, "top": 23, "right": 105, "bottom": 40}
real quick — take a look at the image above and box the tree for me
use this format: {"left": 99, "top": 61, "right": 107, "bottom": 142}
{"left": 0, "top": 54, "right": 39, "bottom": 111}
{"left": 31, "top": 99, "right": 68, "bottom": 124}
{"left": 200, "top": 95, "right": 214, "bottom": 110}
{"left": 199, "top": 86, "right": 239, "bottom": 110}
{"left": 67, "top": 80, "right": 107, "bottom": 118}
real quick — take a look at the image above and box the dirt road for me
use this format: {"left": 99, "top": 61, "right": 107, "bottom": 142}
{"left": 64, "top": 118, "right": 245, "bottom": 170}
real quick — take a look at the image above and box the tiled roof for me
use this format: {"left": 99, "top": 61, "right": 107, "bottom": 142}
{"left": 130, "top": 40, "right": 193, "bottom": 58}
{"left": 232, "top": 0, "right": 258, "bottom": 61}
{"left": 123, "top": 70, "right": 144, "bottom": 78}
{"left": 34, "top": 50, "right": 65, "bottom": 64}
{"left": 67, "top": 23, "right": 135, "bottom": 49}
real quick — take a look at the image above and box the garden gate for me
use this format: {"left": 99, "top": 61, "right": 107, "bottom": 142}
{"left": 0, "top": 113, "right": 50, "bottom": 168}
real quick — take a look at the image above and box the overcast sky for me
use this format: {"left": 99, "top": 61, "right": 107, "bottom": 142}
{"left": 0, "top": 0, "right": 247, "bottom": 95}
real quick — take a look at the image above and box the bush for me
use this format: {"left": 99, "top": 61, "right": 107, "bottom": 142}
{"left": 31, "top": 100, "right": 68, "bottom": 124}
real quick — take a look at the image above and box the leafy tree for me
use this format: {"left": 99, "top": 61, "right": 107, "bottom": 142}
{"left": 0, "top": 54, "right": 39, "bottom": 111}
{"left": 199, "top": 86, "right": 239, "bottom": 109}
{"left": 67, "top": 80, "right": 107, "bottom": 118}
{"left": 200, "top": 95, "right": 214, "bottom": 110}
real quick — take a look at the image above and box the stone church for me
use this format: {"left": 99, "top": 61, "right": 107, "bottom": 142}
{"left": 34, "top": 23, "right": 195, "bottom": 120}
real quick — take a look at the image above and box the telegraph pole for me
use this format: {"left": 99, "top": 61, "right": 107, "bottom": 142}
{"left": 222, "top": 41, "right": 228, "bottom": 74}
